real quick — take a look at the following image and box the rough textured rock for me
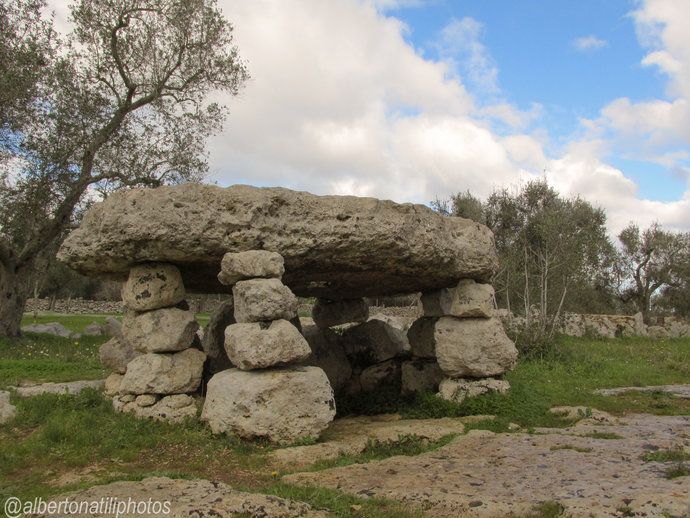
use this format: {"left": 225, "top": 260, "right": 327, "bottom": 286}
{"left": 21, "top": 322, "right": 78, "bottom": 339}
{"left": 119, "top": 349, "right": 206, "bottom": 395}
{"left": 224, "top": 319, "right": 311, "bottom": 370}
{"left": 121, "top": 263, "right": 185, "bottom": 311}
{"left": 301, "top": 324, "right": 353, "bottom": 392}
{"left": 58, "top": 184, "right": 499, "bottom": 298}
{"left": 435, "top": 317, "right": 518, "bottom": 377}
{"left": 312, "top": 298, "right": 369, "bottom": 329}
{"left": 271, "top": 414, "right": 469, "bottom": 468}
{"left": 104, "top": 316, "right": 122, "bottom": 338}
{"left": 82, "top": 321, "right": 105, "bottom": 336}
{"left": 437, "top": 377, "right": 511, "bottom": 403}
{"left": 0, "top": 391, "right": 16, "bottom": 424}
{"left": 285, "top": 414, "right": 690, "bottom": 517}
{"left": 420, "top": 279, "right": 494, "bottom": 318}
{"left": 201, "top": 366, "right": 336, "bottom": 443}
{"left": 201, "top": 298, "right": 235, "bottom": 375}
{"left": 218, "top": 250, "right": 285, "bottom": 285}
{"left": 122, "top": 307, "right": 199, "bottom": 353}
{"left": 360, "top": 359, "right": 401, "bottom": 393}
{"left": 401, "top": 360, "right": 445, "bottom": 394}
{"left": 648, "top": 325, "right": 670, "bottom": 339}
{"left": 341, "top": 319, "right": 409, "bottom": 367}
{"left": 35, "top": 477, "right": 326, "bottom": 518}
{"left": 407, "top": 317, "right": 439, "bottom": 358}
{"left": 13, "top": 379, "right": 105, "bottom": 397}
{"left": 113, "top": 394, "right": 197, "bottom": 422}
{"left": 103, "top": 373, "right": 123, "bottom": 396}
{"left": 232, "top": 278, "right": 298, "bottom": 323}
{"left": 99, "top": 337, "right": 139, "bottom": 374}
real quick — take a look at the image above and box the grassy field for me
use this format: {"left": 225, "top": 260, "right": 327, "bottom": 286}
{"left": 0, "top": 314, "right": 688, "bottom": 517}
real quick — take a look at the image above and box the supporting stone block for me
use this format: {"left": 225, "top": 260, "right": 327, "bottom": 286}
{"left": 420, "top": 279, "right": 494, "bottom": 318}
{"left": 232, "top": 278, "right": 298, "bottom": 323}
{"left": 218, "top": 250, "right": 285, "bottom": 286}
{"left": 121, "top": 263, "right": 185, "bottom": 311}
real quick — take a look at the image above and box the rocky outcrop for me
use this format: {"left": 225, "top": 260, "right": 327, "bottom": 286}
{"left": 232, "top": 278, "right": 298, "bottom": 323}
{"left": 201, "top": 367, "right": 336, "bottom": 443}
{"left": 312, "top": 298, "right": 369, "bottom": 329}
{"left": 57, "top": 184, "right": 499, "bottom": 298}
{"left": 119, "top": 349, "right": 206, "bottom": 395}
{"left": 121, "top": 263, "right": 185, "bottom": 311}
{"left": 99, "top": 337, "right": 138, "bottom": 374}
{"left": 122, "top": 307, "right": 199, "bottom": 353}
{"left": 420, "top": 279, "right": 494, "bottom": 318}
{"left": 217, "top": 250, "right": 285, "bottom": 285}
{"left": 224, "top": 319, "right": 311, "bottom": 370}
{"left": 434, "top": 317, "right": 518, "bottom": 377}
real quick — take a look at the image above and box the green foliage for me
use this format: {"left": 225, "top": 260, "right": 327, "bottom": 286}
{"left": 641, "top": 447, "right": 690, "bottom": 463}
{"left": 523, "top": 500, "right": 565, "bottom": 518}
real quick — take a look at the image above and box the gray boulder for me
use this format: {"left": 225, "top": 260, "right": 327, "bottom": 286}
{"left": 218, "top": 250, "right": 285, "bottom": 286}
{"left": 57, "top": 184, "right": 499, "bottom": 298}
{"left": 201, "top": 299, "right": 235, "bottom": 375}
{"left": 0, "top": 391, "right": 16, "bottom": 424}
{"left": 224, "top": 319, "right": 311, "bottom": 370}
{"left": 233, "top": 278, "right": 298, "bottom": 323}
{"left": 312, "top": 298, "right": 369, "bottom": 329}
{"left": 434, "top": 317, "right": 518, "bottom": 377}
{"left": 99, "top": 337, "right": 139, "bottom": 374}
{"left": 301, "top": 324, "right": 352, "bottom": 393}
{"left": 21, "top": 322, "right": 78, "bottom": 339}
{"left": 119, "top": 349, "right": 206, "bottom": 395}
{"left": 201, "top": 366, "right": 336, "bottom": 443}
{"left": 341, "top": 318, "right": 409, "bottom": 367}
{"left": 113, "top": 394, "right": 198, "bottom": 422}
{"left": 360, "top": 360, "right": 401, "bottom": 393}
{"left": 82, "top": 321, "right": 105, "bottom": 336}
{"left": 407, "top": 317, "right": 439, "bottom": 358}
{"left": 104, "top": 316, "right": 123, "bottom": 338}
{"left": 104, "top": 373, "right": 123, "bottom": 396}
{"left": 121, "top": 263, "right": 185, "bottom": 311}
{"left": 122, "top": 307, "right": 199, "bottom": 353}
{"left": 420, "top": 279, "right": 494, "bottom": 318}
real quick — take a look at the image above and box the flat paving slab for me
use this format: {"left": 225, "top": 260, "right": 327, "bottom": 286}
{"left": 595, "top": 384, "right": 690, "bottom": 399}
{"left": 285, "top": 413, "right": 690, "bottom": 517}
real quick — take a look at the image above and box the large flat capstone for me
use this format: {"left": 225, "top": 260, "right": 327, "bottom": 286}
{"left": 57, "top": 185, "right": 498, "bottom": 298}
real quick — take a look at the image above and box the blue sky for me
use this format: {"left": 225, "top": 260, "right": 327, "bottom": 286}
{"left": 391, "top": 0, "right": 684, "bottom": 201}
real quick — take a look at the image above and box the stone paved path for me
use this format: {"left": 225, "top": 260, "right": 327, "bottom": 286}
{"left": 595, "top": 384, "right": 690, "bottom": 398}
{"left": 285, "top": 414, "right": 690, "bottom": 517}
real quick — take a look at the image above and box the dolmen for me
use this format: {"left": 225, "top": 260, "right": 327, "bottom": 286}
{"left": 59, "top": 184, "right": 517, "bottom": 443}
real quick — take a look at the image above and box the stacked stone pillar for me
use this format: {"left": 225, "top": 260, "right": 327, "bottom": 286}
{"left": 201, "top": 251, "right": 336, "bottom": 444}
{"left": 103, "top": 263, "right": 205, "bottom": 421}
{"left": 408, "top": 279, "right": 518, "bottom": 402}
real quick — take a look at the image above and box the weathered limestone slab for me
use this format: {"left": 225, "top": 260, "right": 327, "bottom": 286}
{"left": 122, "top": 307, "right": 199, "bottom": 353}
{"left": 121, "top": 263, "right": 185, "bottom": 311}
{"left": 420, "top": 279, "right": 494, "bottom": 318}
{"left": 113, "top": 394, "right": 198, "bottom": 423}
{"left": 217, "top": 250, "right": 285, "bottom": 285}
{"left": 13, "top": 379, "right": 105, "bottom": 397}
{"left": 595, "top": 384, "right": 690, "bottom": 399}
{"left": 119, "top": 349, "right": 206, "bottom": 395}
{"left": 437, "top": 377, "right": 511, "bottom": 403}
{"left": 99, "top": 336, "right": 138, "bottom": 374}
{"left": 58, "top": 185, "right": 499, "bottom": 298}
{"left": 224, "top": 319, "right": 311, "bottom": 370}
{"left": 40, "top": 477, "right": 326, "bottom": 518}
{"left": 401, "top": 359, "right": 445, "bottom": 394}
{"left": 232, "top": 278, "right": 298, "bottom": 323}
{"left": 312, "top": 298, "right": 369, "bottom": 329}
{"left": 201, "top": 366, "right": 336, "bottom": 443}
{"left": 435, "top": 317, "right": 518, "bottom": 377}
{"left": 301, "top": 324, "right": 353, "bottom": 393}
{"left": 21, "top": 322, "right": 78, "bottom": 339}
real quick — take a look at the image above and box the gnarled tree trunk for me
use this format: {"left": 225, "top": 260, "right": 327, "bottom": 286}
{"left": 0, "top": 262, "right": 31, "bottom": 338}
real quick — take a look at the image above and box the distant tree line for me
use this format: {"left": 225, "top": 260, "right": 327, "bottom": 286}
{"left": 434, "top": 180, "right": 690, "bottom": 332}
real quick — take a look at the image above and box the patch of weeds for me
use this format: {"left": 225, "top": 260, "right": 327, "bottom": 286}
{"left": 641, "top": 447, "right": 690, "bottom": 463}
{"left": 616, "top": 505, "right": 634, "bottom": 517}
{"left": 252, "top": 482, "right": 423, "bottom": 518}
{"left": 665, "top": 463, "right": 690, "bottom": 479}
{"left": 306, "top": 433, "right": 457, "bottom": 472}
{"left": 523, "top": 499, "right": 565, "bottom": 517}
{"left": 463, "top": 418, "right": 511, "bottom": 434}
{"left": 549, "top": 445, "right": 593, "bottom": 453}
{"left": 579, "top": 431, "right": 623, "bottom": 440}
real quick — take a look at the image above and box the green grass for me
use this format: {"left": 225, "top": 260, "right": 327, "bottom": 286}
{"left": 522, "top": 500, "right": 565, "bottom": 518}
{"left": 641, "top": 447, "right": 690, "bottom": 463}
{"left": 665, "top": 464, "right": 690, "bottom": 479}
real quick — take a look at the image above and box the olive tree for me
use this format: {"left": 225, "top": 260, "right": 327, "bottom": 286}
{"left": 0, "top": 0, "right": 248, "bottom": 337}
